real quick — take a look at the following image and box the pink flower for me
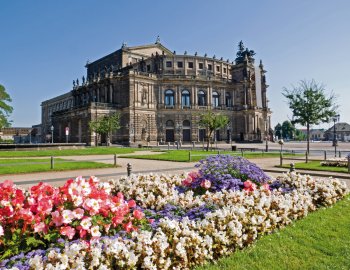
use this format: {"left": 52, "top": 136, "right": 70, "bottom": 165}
{"left": 83, "top": 198, "right": 100, "bottom": 214}
{"left": 73, "top": 208, "right": 85, "bottom": 220}
{"left": 148, "top": 219, "right": 155, "bottom": 224}
{"left": 128, "top": 200, "right": 136, "bottom": 208}
{"left": 133, "top": 209, "right": 145, "bottom": 220}
{"left": 262, "top": 183, "right": 270, "bottom": 191}
{"left": 188, "top": 171, "right": 200, "bottom": 179}
{"left": 182, "top": 177, "right": 193, "bottom": 187}
{"left": 90, "top": 226, "right": 101, "bottom": 237}
{"left": 200, "top": 180, "right": 211, "bottom": 189}
{"left": 51, "top": 210, "right": 63, "bottom": 226}
{"left": 80, "top": 217, "right": 92, "bottom": 230}
{"left": 0, "top": 225, "right": 4, "bottom": 236}
{"left": 112, "top": 215, "right": 124, "bottom": 226}
{"left": 60, "top": 226, "right": 76, "bottom": 240}
{"left": 123, "top": 221, "right": 134, "bottom": 233}
{"left": 34, "top": 222, "right": 47, "bottom": 233}
{"left": 62, "top": 209, "right": 75, "bottom": 224}
{"left": 243, "top": 180, "right": 257, "bottom": 192}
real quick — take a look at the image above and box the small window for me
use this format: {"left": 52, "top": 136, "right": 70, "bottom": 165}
{"left": 208, "top": 64, "right": 212, "bottom": 70}
{"left": 177, "top": 61, "right": 183, "bottom": 68}
{"left": 147, "top": 65, "right": 151, "bottom": 72}
{"left": 166, "top": 61, "right": 172, "bottom": 68}
{"left": 199, "top": 63, "right": 204, "bottom": 69}
{"left": 223, "top": 67, "right": 227, "bottom": 73}
{"left": 188, "top": 62, "right": 194, "bottom": 68}
{"left": 216, "top": 66, "right": 220, "bottom": 72}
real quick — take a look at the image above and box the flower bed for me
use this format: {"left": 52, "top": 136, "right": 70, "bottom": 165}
{"left": 320, "top": 158, "right": 348, "bottom": 167}
{"left": 1, "top": 155, "right": 348, "bottom": 269}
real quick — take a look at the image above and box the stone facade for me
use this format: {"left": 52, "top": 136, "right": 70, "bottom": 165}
{"left": 41, "top": 40, "right": 272, "bottom": 145}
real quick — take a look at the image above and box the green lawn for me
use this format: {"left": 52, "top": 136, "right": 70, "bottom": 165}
{"left": 121, "top": 150, "right": 297, "bottom": 162}
{"left": 0, "top": 147, "right": 140, "bottom": 157}
{"left": 279, "top": 160, "right": 349, "bottom": 173}
{"left": 196, "top": 196, "right": 350, "bottom": 270}
{"left": 0, "top": 158, "right": 115, "bottom": 175}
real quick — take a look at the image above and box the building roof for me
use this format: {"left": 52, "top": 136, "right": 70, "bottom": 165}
{"left": 325, "top": 122, "right": 350, "bottom": 133}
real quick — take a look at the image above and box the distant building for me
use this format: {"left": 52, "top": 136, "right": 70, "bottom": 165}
{"left": 324, "top": 122, "right": 350, "bottom": 142}
{"left": 299, "top": 128, "right": 325, "bottom": 141}
{"left": 41, "top": 39, "right": 271, "bottom": 145}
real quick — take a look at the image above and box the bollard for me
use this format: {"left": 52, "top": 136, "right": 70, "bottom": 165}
{"left": 339, "top": 151, "right": 341, "bottom": 158}
{"left": 280, "top": 152, "right": 283, "bottom": 166}
{"left": 114, "top": 154, "right": 117, "bottom": 167}
{"left": 218, "top": 150, "right": 220, "bottom": 155}
{"left": 289, "top": 163, "right": 295, "bottom": 172}
{"left": 189, "top": 151, "right": 191, "bottom": 162}
{"left": 168, "top": 142, "right": 170, "bottom": 150}
{"left": 127, "top": 163, "right": 132, "bottom": 176}
{"left": 324, "top": 151, "right": 327, "bottom": 161}
{"left": 192, "top": 141, "right": 195, "bottom": 150}
{"left": 305, "top": 151, "right": 308, "bottom": 163}
{"left": 50, "top": 156, "right": 54, "bottom": 169}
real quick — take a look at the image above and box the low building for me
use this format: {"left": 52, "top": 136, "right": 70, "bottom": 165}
{"left": 324, "top": 122, "right": 350, "bottom": 142}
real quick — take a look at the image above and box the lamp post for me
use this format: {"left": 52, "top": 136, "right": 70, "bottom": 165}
{"left": 50, "top": 125, "right": 54, "bottom": 143}
{"left": 332, "top": 114, "right": 340, "bottom": 157}
{"left": 265, "top": 119, "right": 269, "bottom": 152}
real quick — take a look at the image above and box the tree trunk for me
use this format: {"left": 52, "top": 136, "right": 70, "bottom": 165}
{"left": 206, "top": 130, "right": 213, "bottom": 152}
{"left": 306, "top": 123, "right": 310, "bottom": 154}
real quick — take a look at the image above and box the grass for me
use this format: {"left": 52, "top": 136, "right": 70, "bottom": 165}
{"left": 0, "top": 158, "right": 115, "bottom": 175}
{"left": 0, "top": 147, "right": 141, "bottom": 157}
{"left": 196, "top": 196, "right": 350, "bottom": 270}
{"left": 121, "top": 150, "right": 298, "bottom": 162}
{"left": 279, "top": 160, "right": 349, "bottom": 173}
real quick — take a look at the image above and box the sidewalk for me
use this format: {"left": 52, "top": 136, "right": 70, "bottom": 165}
{"left": 0, "top": 152, "right": 349, "bottom": 188}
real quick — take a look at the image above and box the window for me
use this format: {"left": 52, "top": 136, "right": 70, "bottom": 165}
{"left": 181, "top": 90, "right": 190, "bottom": 107}
{"left": 166, "top": 61, "right": 172, "bottom": 68}
{"left": 223, "top": 67, "right": 227, "bottom": 73}
{"left": 212, "top": 91, "right": 220, "bottom": 107}
{"left": 146, "top": 65, "right": 151, "bottom": 72}
{"left": 225, "top": 92, "right": 232, "bottom": 107}
{"left": 208, "top": 64, "right": 212, "bottom": 70}
{"left": 177, "top": 61, "right": 183, "bottom": 68}
{"left": 198, "top": 90, "right": 206, "bottom": 106}
{"left": 166, "top": 120, "right": 174, "bottom": 127}
{"left": 183, "top": 120, "right": 191, "bottom": 127}
{"left": 216, "top": 66, "right": 220, "bottom": 72}
{"left": 198, "top": 63, "right": 204, "bottom": 69}
{"left": 188, "top": 62, "right": 194, "bottom": 69}
{"left": 164, "top": 90, "right": 175, "bottom": 106}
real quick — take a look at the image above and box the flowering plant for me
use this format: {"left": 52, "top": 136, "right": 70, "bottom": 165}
{"left": 182, "top": 155, "right": 270, "bottom": 193}
{"left": 0, "top": 177, "right": 149, "bottom": 260}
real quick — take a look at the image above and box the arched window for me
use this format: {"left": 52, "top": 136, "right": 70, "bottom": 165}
{"left": 198, "top": 90, "right": 206, "bottom": 106}
{"left": 212, "top": 91, "right": 220, "bottom": 107}
{"left": 166, "top": 120, "right": 174, "bottom": 128}
{"left": 164, "top": 90, "right": 175, "bottom": 106}
{"left": 183, "top": 120, "right": 191, "bottom": 127}
{"left": 225, "top": 92, "right": 232, "bottom": 107}
{"left": 181, "top": 90, "right": 190, "bottom": 107}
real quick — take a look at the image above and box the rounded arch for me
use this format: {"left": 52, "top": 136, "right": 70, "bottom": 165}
{"left": 212, "top": 91, "right": 220, "bottom": 107}
{"left": 198, "top": 90, "right": 206, "bottom": 106}
{"left": 165, "top": 120, "right": 174, "bottom": 128}
{"left": 183, "top": 120, "right": 191, "bottom": 128}
{"left": 164, "top": 89, "right": 175, "bottom": 106}
{"left": 181, "top": 89, "right": 191, "bottom": 106}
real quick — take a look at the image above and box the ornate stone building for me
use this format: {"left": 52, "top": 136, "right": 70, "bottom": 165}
{"left": 41, "top": 39, "right": 271, "bottom": 145}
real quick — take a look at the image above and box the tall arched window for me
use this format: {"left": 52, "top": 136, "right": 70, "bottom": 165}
{"left": 166, "top": 120, "right": 174, "bottom": 128}
{"left": 164, "top": 90, "right": 175, "bottom": 106}
{"left": 181, "top": 90, "right": 190, "bottom": 107}
{"left": 225, "top": 92, "right": 232, "bottom": 107}
{"left": 198, "top": 90, "right": 206, "bottom": 106}
{"left": 212, "top": 91, "right": 220, "bottom": 107}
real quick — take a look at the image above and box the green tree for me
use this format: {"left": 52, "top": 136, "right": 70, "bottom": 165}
{"left": 198, "top": 110, "right": 229, "bottom": 151}
{"left": 0, "top": 84, "right": 13, "bottom": 128}
{"left": 281, "top": 120, "right": 295, "bottom": 140}
{"left": 283, "top": 79, "right": 338, "bottom": 153}
{"left": 274, "top": 123, "right": 282, "bottom": 139}
{"left": 89, "top": 113, "right": 121, "bottom": 146}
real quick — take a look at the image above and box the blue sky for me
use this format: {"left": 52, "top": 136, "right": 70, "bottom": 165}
{"left": 1, "top": 0, "right": 349, "bottom": 129}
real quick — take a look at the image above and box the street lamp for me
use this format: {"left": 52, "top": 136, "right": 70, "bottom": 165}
{"left": 50, "top": 125, "right": 54, "bottom": 143}
{"left": 332, "top": 114, "right": 340, "bottom": 157}
{"left": 265, "top": 119, "right": 269, "bottom": 152}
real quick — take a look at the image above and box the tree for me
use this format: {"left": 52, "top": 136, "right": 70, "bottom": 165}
{"left": 283, "top": 79, "right": 338, "bottom": 153}
{"left": 198, "top": 110, "right": 229, "bottom": 151}
{"left": 281, "top": 120, "right": 295, "bottom": 140}
{"left": 89, "top": 112, "right": 121, "bottom": 146}
{"left": 274, "top": 123, "right": 282, "bottom": 139}
{"left": 0, "top": 84, "right": 13, "bottom": 129}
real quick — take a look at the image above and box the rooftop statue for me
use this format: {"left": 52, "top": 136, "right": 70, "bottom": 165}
{"left": 235, "top": 40, "right": 256, "bottom": 64}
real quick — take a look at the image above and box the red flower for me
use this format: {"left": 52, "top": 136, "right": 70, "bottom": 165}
{"left": 133, "top": 209, "right": 145, "bottom": 220}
